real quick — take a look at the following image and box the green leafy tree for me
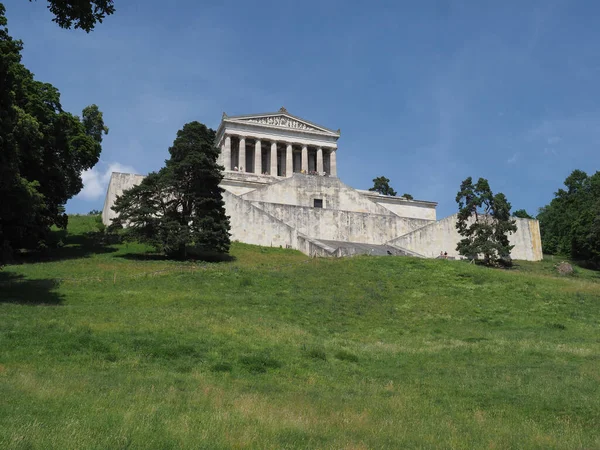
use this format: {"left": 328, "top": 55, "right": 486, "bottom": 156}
{"left": 513, "top": 209, "right": 534, "bottom": 219}
{"left": 455, "top": 177, "right": 517, "bottom": 266}
{"left": 537, "top": 170, "right": 600, "bottom": 262}
{"left": 0, "top": 5, "right": 107, "bottom": 261}
{"left": 369, "top": 176, "right": 397, "bottom": 196}
{"left": 27, "top": 0, "right": 115, "bottom": 32}
{"left": 110, "top": 122, "right": 231, "bottom": 259}
{"left": 402, "top": 193, "right": 414, "bottom": 200}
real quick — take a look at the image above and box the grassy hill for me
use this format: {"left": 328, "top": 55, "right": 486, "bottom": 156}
{"left": 1, "top": 215, "right": 599, "bottom": 449}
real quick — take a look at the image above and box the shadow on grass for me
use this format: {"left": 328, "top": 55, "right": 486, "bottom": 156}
{"left": 13, "top": 231, "right": 118, "bottom": 265}
{"left": 116, "top": 251, "right": 236, "bottom": 263}
{"left": 0, "top": 272, "right": 63, "bottom": 305}
{"left": 573, "top": 259, "right": 600, "bottom": 272}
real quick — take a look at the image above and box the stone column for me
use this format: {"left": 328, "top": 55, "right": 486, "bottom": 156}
{"left": 218, "top": 142, "right": 224, "bottom": 167}
{"left": 301, "top": 145, "right": 308, "bottom": 173}
{"left": 224, "top": 135, "right": 231, "bottom": 171}
{"left": 330, "top": 149, "right": 337, "bottom": 177}
{"left": 316, "top": 147, "right": 323, "bottom": 174}
{"left": 254, "top": 140, "right": 261, "bottom": 174}
{"left": 286, "top": 144, "right": 293, "bottom": 177}
{"left": 238, "top": 137, "right": 246, "bottom": 172}
{"left": 270, "top": 141, "right": 278, "bottom": 176}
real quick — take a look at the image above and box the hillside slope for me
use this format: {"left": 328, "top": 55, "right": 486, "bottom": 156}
{"left": 0, "top": 215, "right": 599, "bottom": 449}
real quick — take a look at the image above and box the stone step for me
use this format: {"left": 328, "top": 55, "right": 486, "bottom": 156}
{"left": 312, "top": 239, "right": 423, "bottom": 257}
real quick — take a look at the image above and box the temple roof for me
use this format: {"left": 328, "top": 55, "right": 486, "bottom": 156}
{"left": 217, "top": 107, "right": 341, "bottom": 138}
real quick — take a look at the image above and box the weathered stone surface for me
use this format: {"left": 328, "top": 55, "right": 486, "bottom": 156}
{"left": 388, "top": 213, "right": 544, "bottom": 261}
{"left": 251, "top": 200, "right": 429, "bottom": 244}
{"left": 101, "top": 172, "right": 146, "bottom": 226}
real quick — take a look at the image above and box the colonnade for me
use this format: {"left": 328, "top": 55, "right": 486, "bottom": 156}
{"left": 220, "top": 134, "right": 337, "bottom": 177}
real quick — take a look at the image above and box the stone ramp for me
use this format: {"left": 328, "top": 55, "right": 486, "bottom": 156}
{"left": 312, "top": 239, "right": 425, "bottom": 258}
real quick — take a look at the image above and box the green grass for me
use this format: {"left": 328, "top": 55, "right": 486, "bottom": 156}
{"left": 1, "top": 215, "right": 599, "bottom": 449}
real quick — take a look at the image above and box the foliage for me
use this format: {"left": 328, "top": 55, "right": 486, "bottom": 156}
{"left": 0, "top": 215, "right": 599, "bottom": 448}
{"left": 27, "top": 0, "right": 115, "bottom": 32}
{"left": 537, "top": 169, "right": 600, "bottom": 263}
{"left": 402, "top": 193, "right": 414, "bottom": 200}
{"left": 0, "top": 5, "right": 107, "bottom": 262}
{"left": 513, "top": 209, "right": 534, "bottom": 219}
{"left": 110, "top": 122, "right": 230, "bottom": 259}
{"left": 368, "top": 176, "right": 397, "bottom": 196}
{"left": 455, "top": 177, "right": 517, "bottom": 266}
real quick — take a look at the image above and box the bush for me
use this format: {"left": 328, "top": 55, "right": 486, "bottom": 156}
{"left": 95, "top": 214, "right": 106, "bottom": 233}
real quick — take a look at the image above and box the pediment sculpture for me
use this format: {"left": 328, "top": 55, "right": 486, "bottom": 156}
{"left": 244, "top": 115, "right": 319, "bottom": 132}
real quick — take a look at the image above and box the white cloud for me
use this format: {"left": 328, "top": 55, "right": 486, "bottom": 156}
{"left": 77, "top": 162, "right": 137, "bottom": 200}
{"left": 507, "top": 153, "right": 519, "bottom": 164}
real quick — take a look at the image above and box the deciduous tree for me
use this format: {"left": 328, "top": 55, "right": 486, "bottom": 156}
{"left": 27, "top": 0, "right": 115, "bottom": 32}
{"left": 0, "top": 5, "right": 107, "bottom": 261}
{"left": 110, "top": 122, "right": 231, "bottom": 259}
{"left": 455, "top": 177, "right": 517, "bottom": 266}
{"left": 537, "top": 170, "right": 600, "bottom": 262}
{"left": 513, "top": 209, "right": 534, "bottom": 219}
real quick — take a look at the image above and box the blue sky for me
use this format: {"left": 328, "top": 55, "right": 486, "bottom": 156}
{"left": 5, "top": 0, "right": 600, "bottom": 218}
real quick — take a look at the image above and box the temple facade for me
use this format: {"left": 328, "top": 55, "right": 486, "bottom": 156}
{"left": 102, "top": 108, "right": 543, "bottom": 260}
{"left": 216, "top": 107, "right": 339, "bottom": 177}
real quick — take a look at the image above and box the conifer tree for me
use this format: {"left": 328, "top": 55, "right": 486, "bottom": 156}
{"left": 111, "top": 122, "right": 231, "bottom": 259}
{"left": 369, "top": 176, "right": 397, "bottom": 196}
{"left": 455, "top": 177, "right": 517, "bottom": 266}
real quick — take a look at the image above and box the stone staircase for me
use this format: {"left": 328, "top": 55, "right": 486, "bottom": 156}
{"left": 306, "top": 239, "right": 426, "bottom": 258}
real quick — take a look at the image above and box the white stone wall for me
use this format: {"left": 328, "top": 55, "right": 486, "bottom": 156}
{"left": 221, "top": 183, "right": 257, "bottom": 196}
{"left": 223, "top": 191, "right": 298, "bottom": 249}
{"left": 251, "top": 201, "right": 431, "bottom": 244}
{"left": 356, "top": 190, "right": 438, "bottom": 220}
{"left": 374, "top": 201, "right": 437, "bottom": 220}
{"left": 389, "top": 214, "right": 543, "bottom": 261}
{"left": 220, "top": 172, "right": 277, "bottom": 196}
{"left": 101, "top": 171, "right": 542, "bottom": 261}
{"left": 242, "top": 175, "right": 394, "bottom": 215}
{"left": 101, "top": 172, "right": 146, "bottom": 225}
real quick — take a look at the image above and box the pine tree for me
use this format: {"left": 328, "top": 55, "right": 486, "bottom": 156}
{"left": 455, "top": 177, "right": 517, "bottom": 266}
{"left": 369, "top": 176, "right": 397, "bottom": 196}
{"left": 111, "top": 122, "right": 231, "bottom": 258}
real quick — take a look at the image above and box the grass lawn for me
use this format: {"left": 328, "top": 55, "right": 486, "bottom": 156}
{"left": 1, "top": 215, "right": 599, "bottom": 449}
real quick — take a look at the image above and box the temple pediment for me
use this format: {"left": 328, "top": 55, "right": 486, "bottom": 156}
{"left": 242, "top": 115, "right": 319, "bottom": 131}
{"left": 223, "top": 107, "right": 340, "bottom": 136}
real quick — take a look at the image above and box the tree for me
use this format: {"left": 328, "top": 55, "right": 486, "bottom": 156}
{"left": 110, "top": 122, "right": 231, "bottom": 259}
{"left": 513, "top": 209, "right": 534, "bottom": 219}
{"left": 402, "top": 193, "right": 414, "bottom": 200}
{"left": 0, "top": 5, "right": 107, "bottom": 261}
{"left": 537, "top": 170, "right": 600, "bottom": 262}
{"left": 27, "top": 0, "right": 115, "bottom": 32}
{"left": 455, "top": 177, "right": 517, "bottom": 266}
{"left": 369, "top": 176, "right": 397, "bottom": 196}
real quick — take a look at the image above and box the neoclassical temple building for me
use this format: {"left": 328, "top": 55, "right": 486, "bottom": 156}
{"left": 102, "top": 108, "right": 542, "bottom": 260}
{"left": 216, "top": 108, "right": 339, "bottom": 178}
